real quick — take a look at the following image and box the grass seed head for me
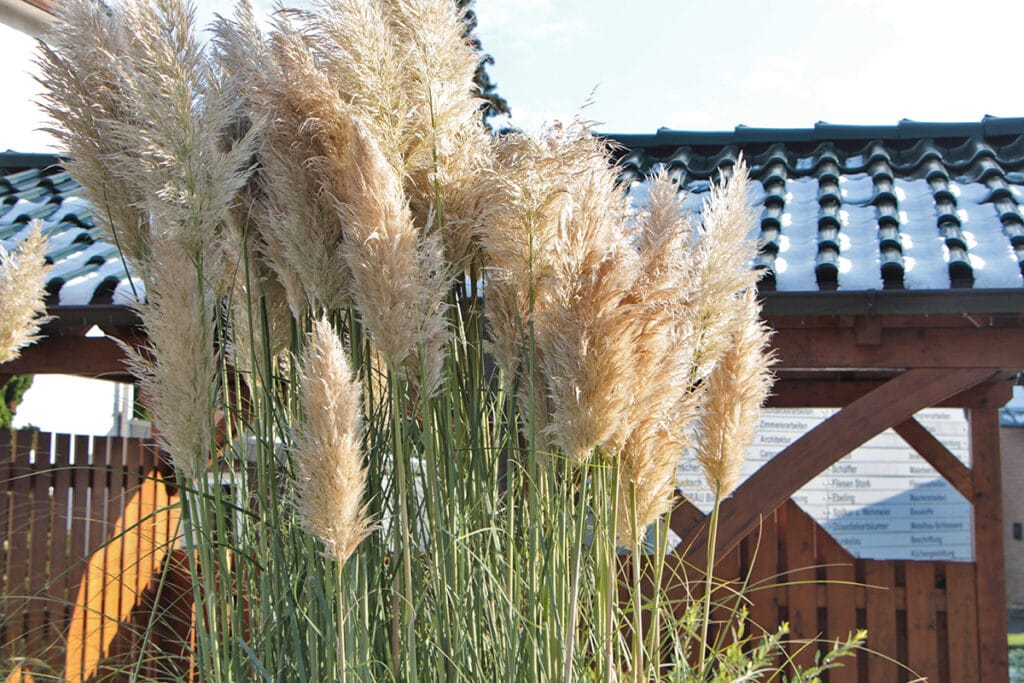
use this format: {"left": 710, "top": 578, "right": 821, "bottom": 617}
{"left": 0, "top": 222, "right": 53, "bottom": 364}
{"left": 294, "top": 317, "right": 373, "bottom": 566}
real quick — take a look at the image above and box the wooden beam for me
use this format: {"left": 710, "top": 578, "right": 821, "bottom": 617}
{"left": 23, "top": 0, "right": 54, "bottom": 14}
{"left": 675, "top": 367, "right": 998, "bottom": 562}
{"left": 893, "top": 418, "right": 974, "bottom": 501}
{"left": 0, "top": 0, "right": 53, "bottom": 37}
{"left": 0, "top": 336, "right": 139, "bottom": 379}
{"left": 768, "top": 376, "right": 1013, "bottom": 409}
{"left": 970, "top": 407, "right": 1009, "bottom": 682}
{"left": 771, "top": 326, "right": 1024, "bottom": 370}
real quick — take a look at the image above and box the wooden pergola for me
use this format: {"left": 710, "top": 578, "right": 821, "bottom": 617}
{"left": 660, "top": 292, "right": 1024, "bottom": 681}
{"left": 605, "top": 119, "right": 1024, "bottom": 681}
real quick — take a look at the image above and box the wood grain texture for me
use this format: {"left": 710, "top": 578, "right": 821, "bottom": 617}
{"left": 945, "top": 562, "right": 980, "bottom": 683}
{"left": 680, "top": 367, "right": 996, "bottom": 565}
{"left": 970, "top": 407, "right": 1009, "bottom": 682}
{"left": 894, "top": 417, "right": 973, "bottom": 501}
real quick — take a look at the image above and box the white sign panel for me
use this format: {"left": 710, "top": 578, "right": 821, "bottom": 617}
{"left": 677, "top": 408, "right": 973, "bottom": 561}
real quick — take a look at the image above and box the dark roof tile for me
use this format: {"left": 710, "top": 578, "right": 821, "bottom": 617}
{"left": 611, "top": 116, "right": 1024, "bottom": 293}
{"left": 0, "top": 160, "right": 141, "bottom": 308}
{"left": 6, "top": 118, "right": 1024, "bottom": 309}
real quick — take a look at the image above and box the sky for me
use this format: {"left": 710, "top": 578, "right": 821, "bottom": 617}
{"left": 3, "top": 0, "right": 1024, "bottom": 153}
{"left": 470, "top": 0, "right": 1024, "bottom": 134}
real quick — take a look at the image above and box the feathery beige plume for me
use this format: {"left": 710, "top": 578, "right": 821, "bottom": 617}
{"left": 335, "top": 124, "right": 450, "bottom": 393}
{"left": 613, "top": 172, "right": 702, "bottom": 544}
{"left": 616, "top": 413, "right": 690, "bottom": 546}
{"left": 292, "top": 0, "right": 493, "bottom": 273}
{"left": 534, "top": 150, "right": 640, "bottom": 462}
{"left": 37, "top": 0, "right": 149, "bottom": 273}
{"left": 116, "top": 0, "right": 255, "bottom": 256}
{"left": 481, "top": 130, "right": 570, "bottom": 383}
{"left": 41, "top": 0, "right": 256, "bottom": 275}
{"left": 385, "top": 0, "right": 493, "bottom": 265}
{"left": 613, "top": 168, "right": 764, "bottom": 543}
{"left": 294, "top": 318, "right": 373, "bottom": 566}
{"left": 383, "top": 0, "right": 480, "bottom": 170}
{"left": 241, "top": 23, "right": 351, "bottom": 313}
{"left": 0, "top": 222, "right": 53, "bottom": 364}
{"left": 483, "top": 122, "right": 641, "bottom": 462}
{"left": 693, "top": 289, "right": 774, "bottom": 499}
{"left": 682, "top": 160, "right": 762, "bottom": 383}
{"left": 306, "top": 0, "right": 412, "bottom": 174}
{"left": 41, "top": 0, "right": 255, "bottom": 479}
{"left": 210, "top": 2, "right": 301, "bottom": 360}
{"left": 268, "top": 28, "right": 449, "bottom": 391}
{"left": 120, "top": 237, "right": 220, "bottom": 481}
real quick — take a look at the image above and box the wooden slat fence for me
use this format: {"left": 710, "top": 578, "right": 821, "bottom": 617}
{"left": 664, "top": 499, "right": 984, "bottom": 682}
{"left": 1, "top": 429, "right": 181, "bottom": 682}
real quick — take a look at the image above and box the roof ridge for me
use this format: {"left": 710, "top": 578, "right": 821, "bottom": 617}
{"left": 604, "top": 116, "right": 1024, "bottom": 148}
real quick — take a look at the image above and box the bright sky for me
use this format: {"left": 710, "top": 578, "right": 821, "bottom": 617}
{"left": 472, "top": 0, "right": 1024, "bottom": 134}
{"left": 3, "top": 0, "right": 1024, "bottom": 153}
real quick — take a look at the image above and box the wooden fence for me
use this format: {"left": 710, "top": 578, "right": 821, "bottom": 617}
{"left": 1, "top": 429, "right": 182, "bottom": 682}
{"left": 653, "top": 499, "right": 983, "bottom": 682}
{"left": 0, "top": 429, "right": 997, "bottom": 682}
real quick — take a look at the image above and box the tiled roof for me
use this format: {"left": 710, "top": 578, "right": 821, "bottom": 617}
{"left": 608, "top": 116, "right": 1024, "bottom": 294}
{"left": 0, "top": 153, "right": 139, "bottom": 309}
{"left": 6, "top": 117, "right": 1024, "bottom": 310}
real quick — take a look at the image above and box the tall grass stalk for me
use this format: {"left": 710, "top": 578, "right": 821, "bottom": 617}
{"left": 36, "top": 0, "right": 867, "bottom": 680}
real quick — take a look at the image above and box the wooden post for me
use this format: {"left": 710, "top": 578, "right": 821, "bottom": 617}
{"left": 970, "top": 407, "right": 1009, "bottom": 682}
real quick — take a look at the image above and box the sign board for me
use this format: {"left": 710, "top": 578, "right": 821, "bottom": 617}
{"left": 677, "top": 408, "right": 974, "bottom": 560}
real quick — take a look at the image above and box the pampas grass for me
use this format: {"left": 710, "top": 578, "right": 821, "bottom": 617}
{"left": 119, "top": 237, "right": 219, "bottom": 481}
{"left": 37, "top": 0, "right": 148, "bottom": 271}
{"left": 693, "top": 288, "right": 774, "bottom": 676}
{"left": 293, "top": 318, "right": 373, "bottom": 683}
{"left": 695, "top": 288, "right": 774, "bottom": 499}
{"left": 294, "top": 317, "right": 373, "bottom": 565}
{"left": 35, "top": 0, "right": 866, "bottom": 680}
{"left": 0, "top": 221, "right": 52, "bottom": 364}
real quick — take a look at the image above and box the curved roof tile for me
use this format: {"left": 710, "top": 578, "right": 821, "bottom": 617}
{"left": 609, "top": 116, "right": 1024, "bottom": 293}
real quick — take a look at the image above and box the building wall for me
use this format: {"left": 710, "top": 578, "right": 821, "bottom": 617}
{"left": 1003, "top": 426, "right": 1024, "bottom": 607}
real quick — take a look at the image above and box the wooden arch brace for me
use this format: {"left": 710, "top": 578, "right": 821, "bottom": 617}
{"left": 893, "top": 417, "right": 973, "bottom": 501}
{"left": 676, "top": 366, "right": 998, "bottom": 563}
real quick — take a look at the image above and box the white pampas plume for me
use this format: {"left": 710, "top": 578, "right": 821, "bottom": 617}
{"left": 694, "top": 289, "right": 774, "bottom": 499}
{"left": 120, "top": 237, "right": 220, "bottom": 481}
{"left": 0, "top": 221, "right": 53, "bottom": 364}
{"left": 293, "top": 317, "right": 373, "bottom": 566}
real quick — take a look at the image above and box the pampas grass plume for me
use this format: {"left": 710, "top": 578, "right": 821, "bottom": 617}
{"left": 121, "top": 237, "right": 219, "bottom": 481}
{"left": 694, "top": 289, "right": 774, "bottom": 499}
{"left": 0, "top": 221, "right": 53, "bottom": 364}
{"left": 294, "top": 317, "right": 373, "bottom": 566}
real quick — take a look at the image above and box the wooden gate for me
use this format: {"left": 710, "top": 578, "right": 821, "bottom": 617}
{"left": 653, "top": 498, "right": 984, "bottom": 682}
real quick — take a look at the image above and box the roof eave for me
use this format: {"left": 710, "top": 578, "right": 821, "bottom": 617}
{"left": 603, "top": 116, "right": 1024, "bottom": 151}
{"left": 761, "top": 288, "right": 1024, "bottom": 318}
{"left": 42, "top": 305, "right": 142, "bottom": 332}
